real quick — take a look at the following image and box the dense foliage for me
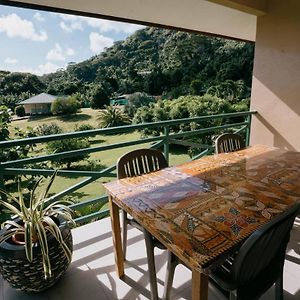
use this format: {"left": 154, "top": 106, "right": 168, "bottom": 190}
{"left": 133, "top": 94, "right": 249, "bottom": 137}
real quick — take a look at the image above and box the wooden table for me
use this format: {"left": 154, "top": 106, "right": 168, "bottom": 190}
{"left": 104, "top": 145, "right": 300, "bottom": 299}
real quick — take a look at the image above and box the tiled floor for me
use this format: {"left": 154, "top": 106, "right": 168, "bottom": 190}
{"left": 1, "top": 216, "right": 300, "bottom": 300}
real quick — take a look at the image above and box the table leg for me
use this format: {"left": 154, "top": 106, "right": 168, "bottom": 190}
{"left": 108, "top": 195, "right": 124, "bottom": 278}
{"left": 192, "top": 269, "right": 208, "bottom": 300}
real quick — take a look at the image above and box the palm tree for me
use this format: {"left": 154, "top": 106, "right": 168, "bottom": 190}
{"left": 97, "top": 105, "right": 131, "bottom": 128}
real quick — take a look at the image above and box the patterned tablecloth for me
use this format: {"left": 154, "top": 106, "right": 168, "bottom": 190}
{"left": 104, "top": 145, "right": 300, "bottom": 272}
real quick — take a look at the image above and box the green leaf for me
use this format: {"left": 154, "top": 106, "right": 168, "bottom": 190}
{"left": 36, "top": 222, "right": 51, "bottom": 279}
{"left": 24, "top": 222, "right": 33, "bottom": 262}
{"left": 30, "top": 177, "right": 43, "bottom": 211}
{"left": 0, "top": 199, "right": 22, "bottom": 218}
{"left": 39, "top": 171, "right": 57, "bottom": 202}
{"left": 3, "top": 220, "right": 23, "bottom": 229}
{"left": 17, "top": 177, "right": 29, "bottom": 220}
{"left": 0, "top": 188, "right": 20, "bottom": 204}
{"left": 44, "top": 219, "right": 72, "bottom": 262}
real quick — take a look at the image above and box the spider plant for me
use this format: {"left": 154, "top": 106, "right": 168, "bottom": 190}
{"left": 0, "top": 171, "right": 75, "bottom": 279}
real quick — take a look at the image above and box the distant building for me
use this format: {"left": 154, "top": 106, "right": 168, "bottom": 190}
{"left": 19, "top": 93, "right": 57, "bottom": 115}
{"left": 110, "top": 94, "right": 130, "bottom": 106}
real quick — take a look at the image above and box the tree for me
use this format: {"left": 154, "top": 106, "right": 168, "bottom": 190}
{"left": 51, "top": 96, "right": 79, "bottom": 115}
{"left": 206, "top": 80, "right": 250, "bottom": 103}
{"left": 97, "top": 105, "right": 131, "bottom": 128}
{"left": 47, "top": 138, "right": 90, "bottom": 169}
{"left": 14, "top": 105, "right": 25, "bottom": 117}
{"left": 0, "top": 105, "right": 11, "bottom": 141}
{"left": 90, "top": 85, "right": 109, "bottom": 109}
{"left": 125, "top": 92, "right": 155, "bottom": 117}
{"left": 190, "top": 79, "right": 204, "bottom": 95}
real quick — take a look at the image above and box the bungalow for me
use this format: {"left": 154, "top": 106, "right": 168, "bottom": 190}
{"left": 19, "top": 93, "right": 57, "bottom": 115}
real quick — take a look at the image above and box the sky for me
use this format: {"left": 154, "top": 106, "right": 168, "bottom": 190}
{"left": 0, "top": 5, "right": 144, "bottom": 75}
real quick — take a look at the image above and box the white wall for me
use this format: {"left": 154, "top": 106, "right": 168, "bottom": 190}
{"left": 250, "top": 0, "right": 300, "bottom": 150}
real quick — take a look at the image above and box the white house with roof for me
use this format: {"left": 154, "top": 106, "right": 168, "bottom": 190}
{"left": 19, "top": 93, "right": 57, "bottom": 115}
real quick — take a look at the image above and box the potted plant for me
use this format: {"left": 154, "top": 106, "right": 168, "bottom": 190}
{"left": 0, "top": 171, "right": 75, "bottom": 292}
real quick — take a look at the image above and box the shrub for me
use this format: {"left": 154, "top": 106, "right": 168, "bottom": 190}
{"left": 75, "top": 124, "right": 95, "bottom": 132}
{"left": 14, "top": 105, "right": 25, "bottom": 117}
{"left": 51, "top": 96, "right": 79, "bottom": 115}
{"left": 36, "top": 123, "right": 63, "bottom": 136}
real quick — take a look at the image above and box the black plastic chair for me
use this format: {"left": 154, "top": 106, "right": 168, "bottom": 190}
{"left": 163, "top": 203, "right": 300, "bottom": 300}
{"left": 215, "top": 133, "right": 245, "bottom": 154}
{"left": 117, "top": 148, "right": 168, "bottom": 300}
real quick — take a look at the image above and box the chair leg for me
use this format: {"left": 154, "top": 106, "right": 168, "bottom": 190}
{"left": 142, "top": 228, "right": 159, "bottom": 300}
{"left": 162, "top": 251, "right": 178, "bottom": 300}
{"left": 122, "top": 210, "right": 128, "bottom": 261}
{"left": 275, "top": 275, "right": 283, "bottom": 300}
{"left": 229, "top": 290, "right": 237, "bottom": 300}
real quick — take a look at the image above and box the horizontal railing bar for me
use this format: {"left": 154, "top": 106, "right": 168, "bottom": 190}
{"left": 192, "top": 148, "right": 212, "bottom": 160}
{"left": 169, "top": 138, "right": 213, "bottom": 149}
{"left": 150, "top": 140, "right": 165, "bottom": 149}
{"left": 170, "top": 121, "right": 248, "bottom": 139}
{"left": 1, "top": 168, "right": 115, "bottom": 178}
{"left": 0, "top": 135, "right": 164, "bottom": 168}
{"left": 74, "top": 209, "right": 109, "bottom": 224}
{"left": 70, "top": 195, "right": 108, "bottom": 210}
{"left": 0, "top": 111, "right": 256, "bottom": 148}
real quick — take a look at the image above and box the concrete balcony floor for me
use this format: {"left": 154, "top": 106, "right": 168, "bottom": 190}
{"left": 1, "top": 216, "right": 300, "bottom": 300}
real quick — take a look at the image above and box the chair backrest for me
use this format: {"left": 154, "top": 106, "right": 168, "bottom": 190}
{"left": 215, "top": 133, "right": 245, "bottom": 154}
{"left": 231, "top": 203, "right": 300, "bottom": 286}
{"left": 117, "top": 149, "right": 168, "bottom": 179}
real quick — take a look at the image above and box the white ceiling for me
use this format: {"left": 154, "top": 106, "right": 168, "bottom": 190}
{"left": 2, "top": 0, "right": 257, "bottom": 41}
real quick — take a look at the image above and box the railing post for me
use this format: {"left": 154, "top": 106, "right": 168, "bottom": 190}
{"left": 245, "top": 114, "right": 252, "bottom": 146}
{"left": 164, "top": 125, "right": 170, "bottom": 163}
{"left": 0, "top": 172, "right": 7, "bottom": 223}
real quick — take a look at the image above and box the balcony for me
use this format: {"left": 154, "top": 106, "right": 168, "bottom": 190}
{"left": 1, "top": 111, "right": 300, "bottom": 299}
{"left": 1, "top": 215, "right": 300, "bottom": 300}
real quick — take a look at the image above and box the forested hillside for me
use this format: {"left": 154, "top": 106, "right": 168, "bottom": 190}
{"left": 0, "top": 71, "right": 46, "bottom": 109}
{"left": 0, "top": 27, "right": 254, "bottom": 108}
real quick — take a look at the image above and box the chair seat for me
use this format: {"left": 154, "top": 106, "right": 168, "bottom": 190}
{"left": 210, "top": 251, "right": 286, "bottom": 300}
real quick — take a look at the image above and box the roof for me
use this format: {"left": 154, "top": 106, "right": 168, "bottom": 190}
{"left": 19, "top": 93, "right": 57, "bottom": 105}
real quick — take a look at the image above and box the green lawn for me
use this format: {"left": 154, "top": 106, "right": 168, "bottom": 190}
{"left": 10, "top": 108, "right": 101, "bottom": 133}
{"left": 8, "top": 109, "right": 190, "bottom": 214}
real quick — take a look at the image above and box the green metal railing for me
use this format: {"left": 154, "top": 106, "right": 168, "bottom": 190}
{"left": 0, "top": 111, "right": 256, "bottom": 224}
